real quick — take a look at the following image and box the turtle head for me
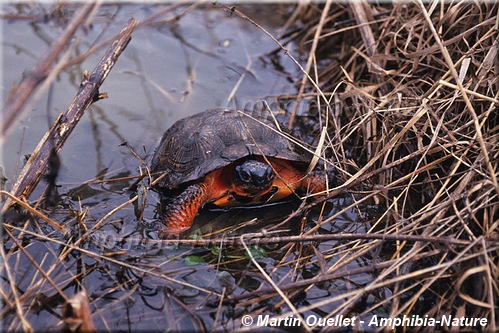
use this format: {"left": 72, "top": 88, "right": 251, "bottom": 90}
{"left": 233, "top": 160, "right": 274, "bottom": 195}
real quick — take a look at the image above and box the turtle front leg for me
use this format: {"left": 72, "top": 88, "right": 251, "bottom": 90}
{"left": 159, "top": 183, "right": 209, "bottom": 238}
{"left": 300, "top": 170, "right": 335, "bottom": 195}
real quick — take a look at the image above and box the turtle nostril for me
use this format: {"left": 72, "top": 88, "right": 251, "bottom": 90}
{"left": 254, "top": 167, "right": 274, "bottom": 188}
{"left": 265, "top": 166, "right": 274, "bottom": 182}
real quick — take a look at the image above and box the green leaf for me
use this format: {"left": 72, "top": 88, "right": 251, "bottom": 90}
{"left": 188, "top": 234, "right": 203, "bottom": 240}
{"left": 184, "top": 255, "right": 205, "bottom": 265}
{"left": 245, "top": 246, "right": 267, "bottom": 259}
{"left": 211, "top": 246, "right": 221, "bottom": 256}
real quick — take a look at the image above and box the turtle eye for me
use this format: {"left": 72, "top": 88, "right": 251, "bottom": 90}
{"left": 240, "top": 170, "right": 252, "bottom": 183}
{"left": 235, "top": 165, "right": 252, "bottom": 183}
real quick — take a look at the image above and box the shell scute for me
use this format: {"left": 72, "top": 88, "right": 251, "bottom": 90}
{"left": 150, "top": 109, "right": 311, "bottom": 190}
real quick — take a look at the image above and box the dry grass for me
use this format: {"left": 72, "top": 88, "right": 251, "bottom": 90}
{"left": 249, "top": 2, "right": 499, "bottom": 330}
{"left": 2, "top": 2, "right": 498, "bottom": 332}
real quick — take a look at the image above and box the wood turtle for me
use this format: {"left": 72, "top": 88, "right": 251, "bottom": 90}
{"left": 150, "top": 108, "right": 328, "bottom": 236}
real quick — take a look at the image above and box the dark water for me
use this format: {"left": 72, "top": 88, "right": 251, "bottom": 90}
{"left": 2, "top": 3, "right": 373, "bottom": 332}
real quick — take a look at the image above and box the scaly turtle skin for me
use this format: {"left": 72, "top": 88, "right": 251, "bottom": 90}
{"left": 150, "top": 109, "right": 327, "bottom": 236}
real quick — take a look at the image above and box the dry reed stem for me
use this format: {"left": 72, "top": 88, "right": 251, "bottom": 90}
{"left": 418, "top": 0, "right": 498, "bottom": 197}
{"left": 240, "top": 233, "right": 312, "bottom": 332}
{"left": 1, "top": 190, "right": 67, "bottom": 233}
{"left": 0, "top": 245, "right": 33, "bottom": 332}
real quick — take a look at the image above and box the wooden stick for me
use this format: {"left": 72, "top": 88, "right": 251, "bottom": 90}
{"left": 1, "top": 3, "right": 97, "bottom": 141}
{"left": 121, "top": 230, "right": 487, "bottom": 248}
{"left": 62, "top": 291, "right": 97, "bottom": 333}
{"left": 2, "top": 18, "right": 138, "bottom": 214}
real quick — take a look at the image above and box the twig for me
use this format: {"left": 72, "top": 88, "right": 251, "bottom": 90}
{"left": 0, "top": 190, "right": 67, "bottom": 233}
{"left": 438, "top": 79, "right": 499, "bottom": 105}
{"left": 130, "top": 231, "right": 485, "bottom": 248}
{"left": 2, "top": 18, "right": 138, "bottom": 214}
{"left": 0, "top": 246, "right": 33, "bottom": 332}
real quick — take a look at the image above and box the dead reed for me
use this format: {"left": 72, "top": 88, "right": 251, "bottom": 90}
{"left": 258, "top": 2, "right": 499, "bottom": 330}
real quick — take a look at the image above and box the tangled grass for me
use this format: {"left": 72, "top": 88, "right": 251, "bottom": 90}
{"left": 268, "top": 1, "right": 499, "bottom": 329}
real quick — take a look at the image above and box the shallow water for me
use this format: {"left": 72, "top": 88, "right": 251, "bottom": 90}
{"left": 2, "top": 3, "right": 372, "bottom": 332}
{"left": 2, "top": 3, "right": 301, "bottom": 194}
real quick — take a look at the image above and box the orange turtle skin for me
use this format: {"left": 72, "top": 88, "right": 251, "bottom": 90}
{"left": 158, "top": 157, "right": 327, "bottom": 236}
{"left": 150, "top": 109, "right": 329, "bottom": 237}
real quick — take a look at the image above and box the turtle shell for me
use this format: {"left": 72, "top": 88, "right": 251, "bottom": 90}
{"left": 150, "top": 109, "right": 312, "bottom": 190}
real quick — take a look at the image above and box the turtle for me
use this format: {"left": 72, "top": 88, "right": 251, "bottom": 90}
{"left": 150, "top": 108, "right": 329, "bottom": 236}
